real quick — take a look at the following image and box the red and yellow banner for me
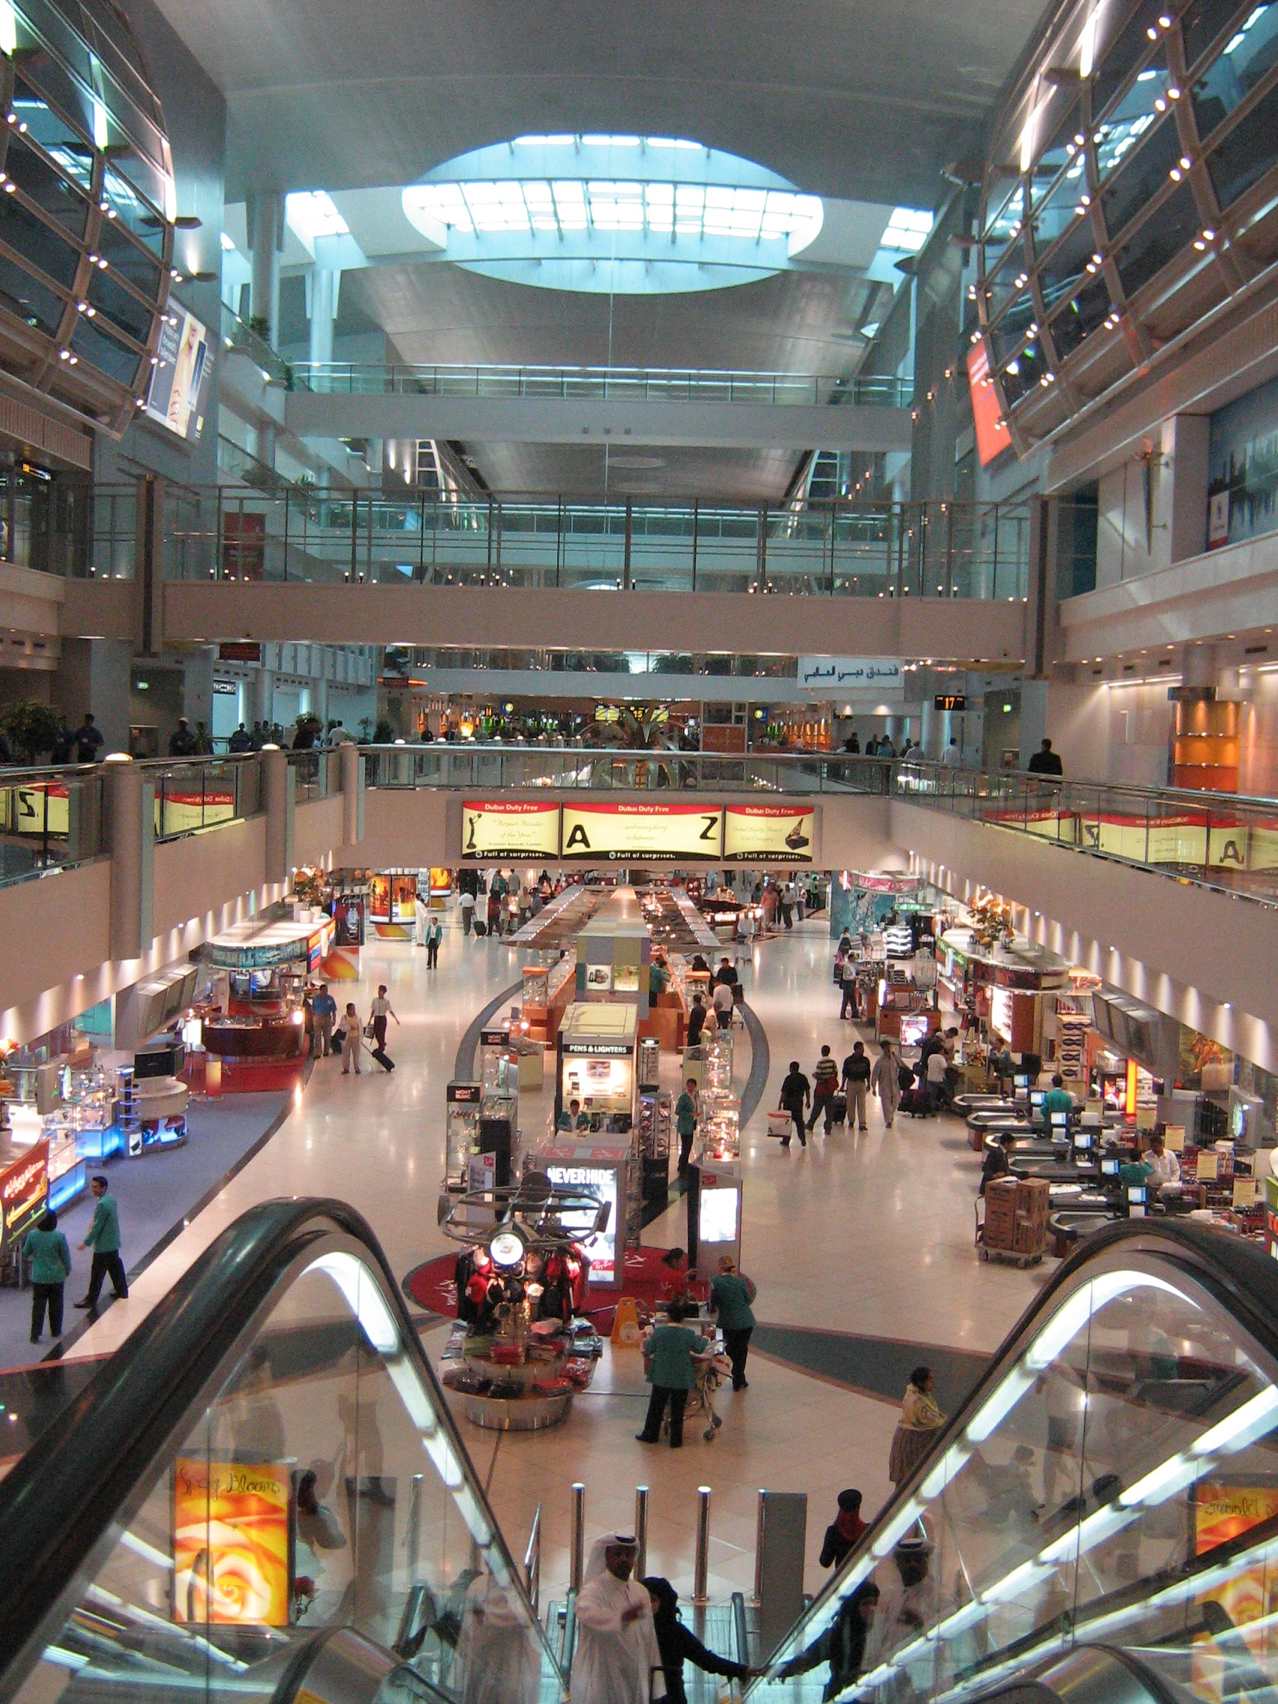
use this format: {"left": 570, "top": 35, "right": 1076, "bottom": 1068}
{"left": 173, "top": 1458, "right": 291, "bottom": 1626}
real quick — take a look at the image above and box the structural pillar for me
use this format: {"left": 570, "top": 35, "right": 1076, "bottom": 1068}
{"left": 306, "top": 264, "right": 340, "bottom": 370}
{"left": 340, "top": 740, "right": 364, "bottom": 851}
{"left": 262, "top": 746, "right": 293, "bottom": 886}
{"left": 106, "top": 759, "right": 154, "bottom": 963}
{"left": 247, "top": 192, "right": 284, "bottom": 342}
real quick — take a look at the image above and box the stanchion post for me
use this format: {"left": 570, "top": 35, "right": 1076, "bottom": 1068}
{"left": 753, "top": 1489, "right": 767, "bottom": 1604}
{"left": 693, "top": 1484, "right": 712, "bottom": 1604}
{"left": 635, "top": 1485, "right": 649, "bottom": 1581}
{"left": 570, "top": 1482, "right": 586, "bottom": 1593}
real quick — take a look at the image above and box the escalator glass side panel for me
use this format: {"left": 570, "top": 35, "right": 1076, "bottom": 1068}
{"left": 2, "top": 1209, "right": 559, "bottom": 1704}
{"left": 749, "top": 1226, "right": 1278, "bottom": 1703}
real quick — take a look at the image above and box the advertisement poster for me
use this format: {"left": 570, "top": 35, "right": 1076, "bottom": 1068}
{"left": 723, "top": 803, "right": 816, "bottom": 863}
{"left": 145, "top": 307, "right": 213, "bottom": 441}
{"left": 222, "top": 512, "right": 266, "bottom": 580}
{"left": 546, "top": 1160, "right": 620, "bottom": 1285}
{"left": 1192, "top": 1481, "right": 1278, "bottom": 1697}
{"left": 155, "top": 789, "right": 236, "bottom": 838}
{"left": 966, "top": 341, "right": 1013, "bottom": 466}
{"left": 462, "top": 800, "right": 561, "bottom": 860}
{"left": 172, "top": 1458, "right": 291, "bottom": 1626}
{"left": 332, "top": 895, "right": 365, "bottom": 948}
{"left": 2, "top": 782, "right": 70, "bottom": 839}
{"left": 560, "top": 801, "right": 723, "bottom": 862}
{"left": 0, "top": 1140, "right": 49, "bottom": 1252}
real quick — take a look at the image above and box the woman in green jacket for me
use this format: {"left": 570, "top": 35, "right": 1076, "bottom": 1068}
{"left": 709, "top": 1254, "right": 756, "bottom": 1391}
{"left": 25, "top": 1209, "right": 72, "bottom": 1343}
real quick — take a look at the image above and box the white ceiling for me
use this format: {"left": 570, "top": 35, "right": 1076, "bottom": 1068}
{"left": 163, "top": 0, "right": 1053, "bottom": 496}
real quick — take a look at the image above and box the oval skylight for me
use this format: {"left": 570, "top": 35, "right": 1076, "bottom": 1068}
{"left": 402, "top": 134, "right": 823, "bottom": 294}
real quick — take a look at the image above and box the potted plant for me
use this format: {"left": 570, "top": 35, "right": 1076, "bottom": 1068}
{"left": 0, "top": 699, "right": 64, "bottom": 762}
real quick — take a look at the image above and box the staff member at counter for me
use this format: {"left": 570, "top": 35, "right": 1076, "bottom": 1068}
{"left": 1144, "top": 1132, "right": 1181, "bottom": 1191}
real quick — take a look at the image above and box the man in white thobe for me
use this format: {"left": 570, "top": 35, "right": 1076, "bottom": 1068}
{"left": 414, "top": 890, "right": 429, "bottom": 947}
{"left": 573, "top": 1532, "right": 666, "bottom": 1704}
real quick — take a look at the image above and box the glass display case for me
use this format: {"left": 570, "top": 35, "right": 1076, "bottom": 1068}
{"left": 479, "top": 1027, "right": 517, "bottom": 1098}
{"left": 444, "top": 1081, "right": 482, "bottom": 1188}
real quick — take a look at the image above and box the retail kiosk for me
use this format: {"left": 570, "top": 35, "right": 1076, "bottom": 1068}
{"left": 556, "top": 1003, "right": 638, "bottom": 1129}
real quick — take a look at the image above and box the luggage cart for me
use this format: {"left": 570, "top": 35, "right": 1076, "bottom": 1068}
{"left": 660, "top": 1348, "right": 731, "bottom": 1443}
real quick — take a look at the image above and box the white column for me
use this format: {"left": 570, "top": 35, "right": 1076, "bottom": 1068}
{"left": 107, "top": 760, "right": 154, "bottom": 962}
{"left": 306, "top": 265, "right": 340, "bottom": 369}
{"left": 262, "top": 747, "right": 293, "bottom": 885}
{"left": 247, "top": 192, "right": 284, "bottom": 342}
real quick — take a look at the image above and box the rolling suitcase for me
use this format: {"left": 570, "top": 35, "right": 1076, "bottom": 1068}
{"left": 829, "top": 1093, "right": 848, "bottom": 1128}
{"left": 900, "top": 1087, "right": 932, "bottom": 1118}
{"left": 473, "top": 919, "right": 488, "bottom": 937}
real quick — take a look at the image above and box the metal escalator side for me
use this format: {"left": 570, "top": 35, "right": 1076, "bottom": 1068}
{"left": 0, "top": 1197, "right": 565, "bottom": 1703}
{"left": 747, "top": 1220, "right": 1278, "bottom": 1702}
{"left": 971, "top": 1641, "right": 1182, "bottom": 1702}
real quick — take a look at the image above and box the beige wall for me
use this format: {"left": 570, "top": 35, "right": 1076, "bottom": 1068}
{"left": 153, "top": 582, "right": 1031, "bottom": 664}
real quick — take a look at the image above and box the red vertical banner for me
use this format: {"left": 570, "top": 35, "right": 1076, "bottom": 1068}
{"left": 222, "top": 512, "right": 266, "bottom": 581}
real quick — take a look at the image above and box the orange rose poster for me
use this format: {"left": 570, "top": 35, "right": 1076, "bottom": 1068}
{"left": 173, "top": 1458, "right": 291, "bottom": 1626}
{"left": 1192, "top": 1481, "right": 1278, "bottom": 1698}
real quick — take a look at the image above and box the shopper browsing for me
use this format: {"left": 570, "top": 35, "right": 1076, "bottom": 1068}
{"left": 75, "top": 1176, "right": 128, "bottom": 1310}
{"left": 1144, "top": 1132, "right": 1181, "bottom": 1191}
{"left": 708, "top": 1254, "right": 755, "bottom": 1390}
{"left": 819, "top": 1489, "right": 868, "bottom": 1569}
{"left": 870, "top": 1040, "right": 903, "bottom": 1129}
{"left": 424, "top": 915, "right": 443, "bottom": 968}
{"left": 888, "top": 1366, "right": 946, "bottom": 1485}
{"left": 808, "top": 1044, "right": 840, "bottom": 1133}
{"left": 25, "top": 1209, "right": 71, "bottom": 1343}
{"left": 778, "top": 1060, "right": 811, "bottom": 1148}
{"left": 711, "top": 978, "right": 734, "bottom": 1029}
{"left": 685, "top": 994, "right": 709, "bottom": 1046}
{"left": 368, "top": 984, "right": 398, "bottom": 1072}
{"left": 641, "top": 1576, "right": 755, "bottom": 1703}
{"left": 635, "top": 1299, "right": 711, "bottom": 1450}
{"left": 311, "top": 984, "right": 337, "bottom": 1057}
{"left": 841, "top": 1042, "right": 871, "bottom": 1131}
{"left": 572, "top": 1534, "right": 666, "bottom": 1704}
{"left": 340, "top": 1003, "right": 364, "bottom": 1074}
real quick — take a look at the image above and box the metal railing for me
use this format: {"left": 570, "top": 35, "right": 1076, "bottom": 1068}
{"left": 157, "top": 488, "right": 1030, "bottom": 599}
{"left": 289, "top": 361, "right": 913, "bottom": 407}
{"left": 358, "top": 744, "right": 1278, "bottom": 907}
{"left": 219, "top": 302, "right": 292, "bottom": 386}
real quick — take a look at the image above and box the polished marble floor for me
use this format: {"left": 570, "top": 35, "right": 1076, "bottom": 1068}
{"left": 63, "top": 910, "right": 1047, "bottom": 1599}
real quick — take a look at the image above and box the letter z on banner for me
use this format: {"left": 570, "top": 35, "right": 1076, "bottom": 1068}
{"left": 559, "top": 802, "right": 723, "bottom": 862}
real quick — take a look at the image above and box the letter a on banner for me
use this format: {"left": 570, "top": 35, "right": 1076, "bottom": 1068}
{"left": 565, "top": 823, "right": 591, "bottom": 851}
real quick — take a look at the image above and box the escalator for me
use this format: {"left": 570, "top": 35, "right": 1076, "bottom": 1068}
{"left": 2, "top": 1211, "right": 1278, "bottom": 1703}
{"left": 0, "top": 1198, "right": 565, "bottom": 1703}
{"left": 748, "top": 1219, "right": 1278, "bottom": 1701}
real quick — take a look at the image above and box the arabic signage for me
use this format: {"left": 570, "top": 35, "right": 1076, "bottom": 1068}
{"left": 797, "top": 657, "right": 903, "bottom": 695}
{"left": 462, "top": 799, "right": 561, "bottom": 859}
{"left": 0, "top": 1140, "right": 49, "bottom": 1251}
{"left": 560, "top": 802, "right": 723, "bottom": 862}
{"left": 172, "top": 1458, "right": 292, "bottom": 1626}
{"left": 723, "top": 803, "right": 816, "bottom": 864}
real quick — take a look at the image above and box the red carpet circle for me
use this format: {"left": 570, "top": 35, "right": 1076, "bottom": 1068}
{"left": 403, "top": 1243, "right": 687, "bottom": 1333}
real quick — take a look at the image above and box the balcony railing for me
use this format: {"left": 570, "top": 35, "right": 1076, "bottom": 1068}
{"left": 358, "top": 745, "right": 1278, "bottom": 907}
{"left": 288, "top": 361, "right": 913, "bottom": 406}
{"left": 4, "top": 748, "right": 1277, "bottom": 906}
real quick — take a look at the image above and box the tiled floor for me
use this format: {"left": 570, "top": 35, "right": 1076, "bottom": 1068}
{"left": 62, "top": 909, "right": 1047, "bottom": 1601}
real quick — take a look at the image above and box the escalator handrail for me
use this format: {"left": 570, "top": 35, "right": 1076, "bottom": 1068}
{"left": 0, "top": 1196, "right": 562, "bottom": 1693}
{"left": 751, "top": 1217, "right": 1278, "bottom": 1689}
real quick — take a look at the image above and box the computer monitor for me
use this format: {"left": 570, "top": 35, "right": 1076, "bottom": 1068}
{"left": 1074, "top": 1130, "right": 1094, "bottom": 1150}
{"left": 1050, "top": 1110, "right": 1069, "bottom": 1129}
{"left": 1101, "top": 1157, "right": 1120, "bottom": 1176}
{"left": 1014, "top": 1073, "right": 1030, "bottom": 1090}
{"left": 1127, "top": 1184, "right": 1148, "bottom": 1205}
{"left": 1030, "top": 1090, "right": 1046, "bottom": 1111}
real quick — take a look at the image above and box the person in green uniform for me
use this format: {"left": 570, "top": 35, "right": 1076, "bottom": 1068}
{"left": 76, "top": 1175, "right": 128, "bottom": 1309}
{"left": 709, "top": 1254, "right": 756, "bottom": 1390}
{"left": 674, "top": 1078, "right": 699, "bottom": 1174}
{"left": 635, "top": 1300, "right": 709, "bottom": 1449}
{"left": 1041, "top": 1074, "right": 1075, "bottom": 1125}
{"left": 25, "top": 1209, "right": 72, "bottom": 1342}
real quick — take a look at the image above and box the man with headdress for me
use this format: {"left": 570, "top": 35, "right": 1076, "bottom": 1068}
{"left": 572, "top": 1531, "right": 666, "bottom": 1703}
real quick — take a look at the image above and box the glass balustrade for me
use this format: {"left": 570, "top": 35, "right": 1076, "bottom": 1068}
{"left": 749, "top": 1225, "right": 1278, "bottom": 1703}
{"left": 143, "top": 488, "right": 1029, "bottom": 599}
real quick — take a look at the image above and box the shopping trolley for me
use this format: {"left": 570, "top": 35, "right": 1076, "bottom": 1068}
{"left": 661, "top": 1345, "right": 732, "bottom": 1443}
